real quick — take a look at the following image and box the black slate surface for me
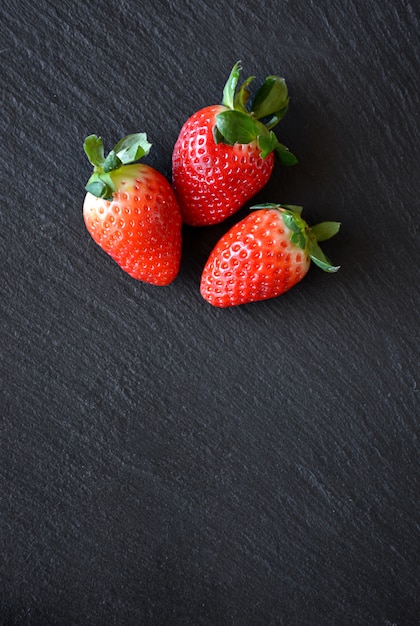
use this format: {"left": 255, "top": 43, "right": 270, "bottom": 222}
{"left": 1, "top": 1, "right": 419, "bottom": 625}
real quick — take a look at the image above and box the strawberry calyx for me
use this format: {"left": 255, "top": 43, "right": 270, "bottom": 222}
{"left": 84, "top": 133, "right": 152, "bottom": 200}
{"left": 251, "top": 203, "right": 341, "bottom": 272}
{"left": 213, "top": 61, "right": 297, "bottom": 165}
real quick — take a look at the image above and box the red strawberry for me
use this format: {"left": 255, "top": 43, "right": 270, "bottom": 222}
{"left": 83, "top": 134, "right": 182, "bottom": 286}
{"left": 200, "top": 204, "right": 340, "bottom": 307}
{"left": 172, "top": 61, "right": 297, "bottom": 227}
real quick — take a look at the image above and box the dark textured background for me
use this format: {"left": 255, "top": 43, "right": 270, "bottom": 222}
{"left": 1, "top": 1, "right": 419, "bottom": 624}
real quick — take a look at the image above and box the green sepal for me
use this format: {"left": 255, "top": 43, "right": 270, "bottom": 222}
{"left": 250, "top": 203, "right": 340, "bottom": 273}
{"left": 251, "top": 76, "right": 289, "bottom": 121}
{"left": 257, "top": 131, "right": 279, "bottom": 159}
{"left": 307, "top": 239, "right": 340, "bottom": 273}
{"left": 290, "top": 231, "right": 306, "bottom": 250}
{"left": 250, "top": 203, "right": 303, "bottom": 216}
{"left": 222, "top": 61, "right": 242, "bottom": 109}
{"left": 84, "top": 135, "right": 105, "bottom": 167}
{"left": 84, "top": 132, "right": 152, "bottom": 200}
{"left": 113, "top": 133, "right": 151, "bottom": 164}
{"left": 234, "top": 76, "right": 255, "bottom": 112}
{"left": 213, "top": 125, "right": 225, "bottom": 145}
{"left": 279, "top": 204, "right": 303, "bottom": 215}
{"left": 85, "top": 171, "right": 115, "bottom": 200}
{"left": 85, "top": 180, "right": 111, "bottom": 200}
{"left": 275, "top": 142, "right": 298, "bottom": 166}
{"left": 257, "top": 132, "right": 298, "bottom": 162}
{"left": 265, "top": 106, "right": 290, "bottom": 130}
{"left": 215, "top": 110, "right": 259, "bottom": 145}
{"left": 103, "top": 150, "right": 122, "bottom": 173}
{"left": 311, "top": 221, "right": 341, "bottom": 241}
{"left": 214, "top": 62, "right": 296, "bottom": 166}
{"left": 281, "top": 211, "right": 302, "bottom": 233}
{"left": 250, "top": 203, "right": 283, "bottom": 210}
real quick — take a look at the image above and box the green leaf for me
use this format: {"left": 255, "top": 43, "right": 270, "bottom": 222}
{"left": 275, "top": 142, "right": 298, "bottom": 166}
{"left": 83, "top": 135, "right": 105, "bottom": 167}
{"left": 257, "top": 131, "right": 279, "bottom": 158}
{"left": 234, "top": 76, "right": 255, "bottom": 112}
{"left": 215, "top": 110, "right": 259, "bottom": 145}
{"left": 103, "top": 150, "right": 122, "bottom": 173}
{"left": 222, "top": 61, "right": 242, "bottom": 109}
{"left": 113, "top": 133, "right": 151, "bottom": 164}
{"left": 311, "top": 221, "right": 341, "bottom": 241}
{"left": 251, "top": 76, "right": 289, "bottom": 120}
{"left": 307, "top": 239, "right": 340, "bottom": 273}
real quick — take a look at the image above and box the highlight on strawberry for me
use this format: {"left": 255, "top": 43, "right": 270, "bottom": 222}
{"left": 83, "top": 133, "right": 182, "bottom": 286}
{"left": 172, "top": 61, "right": 297, "bottom": 227}
{"left": 200, "top": 204, "right": 340, "bottom": 307}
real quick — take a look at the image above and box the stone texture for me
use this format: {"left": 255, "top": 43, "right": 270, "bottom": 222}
{"left": 1, "top": 0, "right": 419, "bottom": 624}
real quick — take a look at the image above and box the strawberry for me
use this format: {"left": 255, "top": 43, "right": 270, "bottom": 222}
{"left": 83, "top": 133, "right": 182, "bottom": 286}
{"left": 172, "top": 61, "right": 297, "bottom": 227}
{"left": 200, "top": 204, "right": 340, "bottom": 307}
